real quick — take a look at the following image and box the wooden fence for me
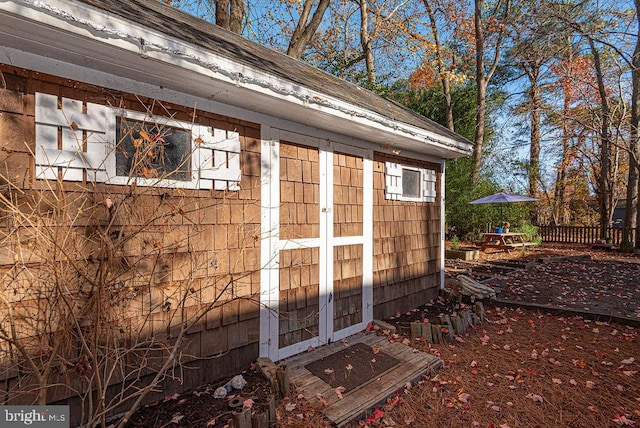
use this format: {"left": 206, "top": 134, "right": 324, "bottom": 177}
{"left": 538, "top": 225, "right": 636, "bottom": 245}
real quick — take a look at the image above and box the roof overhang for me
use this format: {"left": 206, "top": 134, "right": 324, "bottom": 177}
{"left": 0, "top": 0, "right": 472, "bottom": 159}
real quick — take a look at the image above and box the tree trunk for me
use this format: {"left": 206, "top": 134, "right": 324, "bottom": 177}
{"left": 472, "top": 0, "right": 487, "bottom": 183}
{"left": 442, "top": 75, "right": 454, "bottom": 131}
{"left": 359, "top": 0, "right": 376, "bottom": 84}
{"left": 423, "top": 0, "right": 454, "bottom": 131}
{"left": 471, "top": 0, "right": 510, "bottom": 182}
{"left": 553, "top": 70, "right": 571, "bottom": 226}
{"left": 287, "top": 0, "right": 331, "bottom": 59}
{"left": 229, "top": 0, "right": 244, "bottom": 33}
{"left": 215, "top": 0, "right": 244, "bottom": 33}
{"left": 628, "top": 0, "right": 640, "bottom": 248}
{"left": 587, "top": 37, "right": 613, "bottom": 241}
{"left": 526, "top": 63, "right": 541, "bottom": 199}
{"left": 216, "top": 0, "right": 229, "bottom": 29}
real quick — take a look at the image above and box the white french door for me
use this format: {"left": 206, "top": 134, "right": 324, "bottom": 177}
{"left": 259, "top": 127, "right": 373, "bottom": 361}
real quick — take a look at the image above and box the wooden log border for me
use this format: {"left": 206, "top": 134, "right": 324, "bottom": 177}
{"left": 409, "top": 306, "right": 485, "bottom": 344}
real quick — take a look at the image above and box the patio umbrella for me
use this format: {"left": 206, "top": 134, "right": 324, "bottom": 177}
{"left": 468, "top": 192, "right": 539, "bottom": 224}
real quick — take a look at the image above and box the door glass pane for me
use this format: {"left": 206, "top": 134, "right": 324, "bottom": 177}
{"left": 333, "top": 152, "right": 363, "bottom": 237}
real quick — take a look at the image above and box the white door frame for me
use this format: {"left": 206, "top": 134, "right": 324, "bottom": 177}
{"left": 327, "top": 140, "right": 374, "bottom": 343}
{"left": 259, "top": 126, "right": 373, "bottom": 361}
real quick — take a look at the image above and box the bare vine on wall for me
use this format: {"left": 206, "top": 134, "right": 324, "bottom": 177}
{"left": 0, "top": 99, "right": 263, "bottom": 427}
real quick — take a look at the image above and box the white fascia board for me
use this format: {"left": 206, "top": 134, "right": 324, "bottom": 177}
{"left": 0, "top": 0, "right": 471, "bottom": 158}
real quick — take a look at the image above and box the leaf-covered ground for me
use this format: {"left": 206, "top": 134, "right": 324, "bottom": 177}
{"left": 493, "top": 258, "right": 640, "bottom": 319}
{"left": 128, "top": 244, "right": 640, "bottom": 427}
{"left": 381, "top": 307, "right": 639, "bottom": 427}
{"left": 278, "top": 244, "right": 640, "bottom": 427}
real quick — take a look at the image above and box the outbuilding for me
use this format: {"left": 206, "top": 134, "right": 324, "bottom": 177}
{"left": 0, "top": 0, "right": 471, "bottom": 417}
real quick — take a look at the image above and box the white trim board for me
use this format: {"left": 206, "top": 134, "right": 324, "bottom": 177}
{"left": 259, "top": 125, "right": 280, "bottom": 360}
{"left": 319, "top": 143, "right": 332, "bottom": 348}
{"left": 440, "top": 159, "right": 446, "bottom": 290}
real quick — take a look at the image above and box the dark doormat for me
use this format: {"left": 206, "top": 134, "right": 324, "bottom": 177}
{"left": 304, "top": 342, "right": 400, "bottom": 393}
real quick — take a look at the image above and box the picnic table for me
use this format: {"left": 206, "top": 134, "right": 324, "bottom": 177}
{"left": 479, "top": 232, "right": 537, "bottom": 252}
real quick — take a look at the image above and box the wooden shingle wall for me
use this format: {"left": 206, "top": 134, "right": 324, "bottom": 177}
{"left": 333, "top": 152, "right": 364, "bottom": 237}
{"left": 0, "top": 65, "right": 262, "bottom": 409}
{"left": 333, "top": 244, "right": 363, "bottom": 331}
{"left": 278, "top": 247, "right": 320, "bottom": 348}
{"left": 372, "top": 153, "right": 442, "bottom": 320}
{"left": 279, "top": 141, "right": 320, "bottom": 240}
{"left": 332, "top": 151, "right": 365, "bottom": 331}
{"left": 278, "top": 141, "right": 321, "bottom": 348}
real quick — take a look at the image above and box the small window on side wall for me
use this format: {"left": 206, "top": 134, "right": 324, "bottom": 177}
{"left": 385, "top": 161, "right": 436, "bottom": 202}
{"left": 401, "top": 168, "right": 421, "bottom": 199}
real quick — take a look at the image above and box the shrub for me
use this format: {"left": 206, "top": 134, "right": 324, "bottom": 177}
{"left": 515, "top": 219, "right": 541, "bottom": 244}
{"left": 451, "top": 235, "right": 460, "bottom": 250}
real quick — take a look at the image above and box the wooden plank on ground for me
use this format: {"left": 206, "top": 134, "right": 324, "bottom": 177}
{"left": 290, "top": 371, "right": 315, "bottom": 386}
{"left": 298, "top": 376, "right": 332, "bottom": 397}
{"left": 288, "top": 365, "right": 311, "bottom": 380}
{"left": 325, "top": 352, "right": 441, "bottom": 426}
{"left": 487, "top": 260, "right": 536, "bottom": 269}
{"left": 281, "top": 331, "right": 442, "bottom": 427}
{"left": 361, "top": 333, "right": 385, "bottom": 344}
{"left": 537, "top": 254, "right": 591, "bottom": 264}
{"left": 381, "top": 343, "right": 417, "bottom": 359}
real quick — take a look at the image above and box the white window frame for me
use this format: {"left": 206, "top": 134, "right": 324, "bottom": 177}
{"left": 385, "top": 161, "right": 436, "bottom": 202}
{"left": 399, "top": 165, "right": 422, "bottom": 201}
{"left": 34, "top": 92, "right": 241, "bottom": 190}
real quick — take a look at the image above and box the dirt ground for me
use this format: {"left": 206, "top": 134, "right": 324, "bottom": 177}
{"left": 126, "top": 369, "right": 274, "bottom": 428}
{"left": 127, "top": 243, "right": 640, "bottom": 427}
{"left": 453, "top": 242, "right": 640, "bottom": 321}
{"left": 492, "top": 257, "right": 640, "bottom": 319}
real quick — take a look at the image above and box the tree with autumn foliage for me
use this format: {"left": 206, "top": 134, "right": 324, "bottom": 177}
{"left": 169, "top": 0, "right": 639, "bottom": 240}
{"left": 624, "top": 0, "right": 640, "bottom": 249}
{"left": 409, "top": 0, "right": 511, "bottom": 182}
{"left": 415, "top": 0, "right": 471, "bottom": 132}
{"left": 547, "top": 52, "right": 595, "bottom": 225}
{"left": 543, "top": 1, "right": 634, "bottom": 239}
{"left": 305, "top": 0, "right": 426, "bottom": 86}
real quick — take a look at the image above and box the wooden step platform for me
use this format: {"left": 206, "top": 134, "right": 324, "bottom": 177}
{"left": 282, "top": 331, "right": 442, "bottom": 426}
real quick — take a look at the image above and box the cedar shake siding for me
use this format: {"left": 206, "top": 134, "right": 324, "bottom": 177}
{"left": 373, "top": 153, "right": 442, "bottom": 320}
{"left": 0, "top": 65, "right": 263, "bottom": 408}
